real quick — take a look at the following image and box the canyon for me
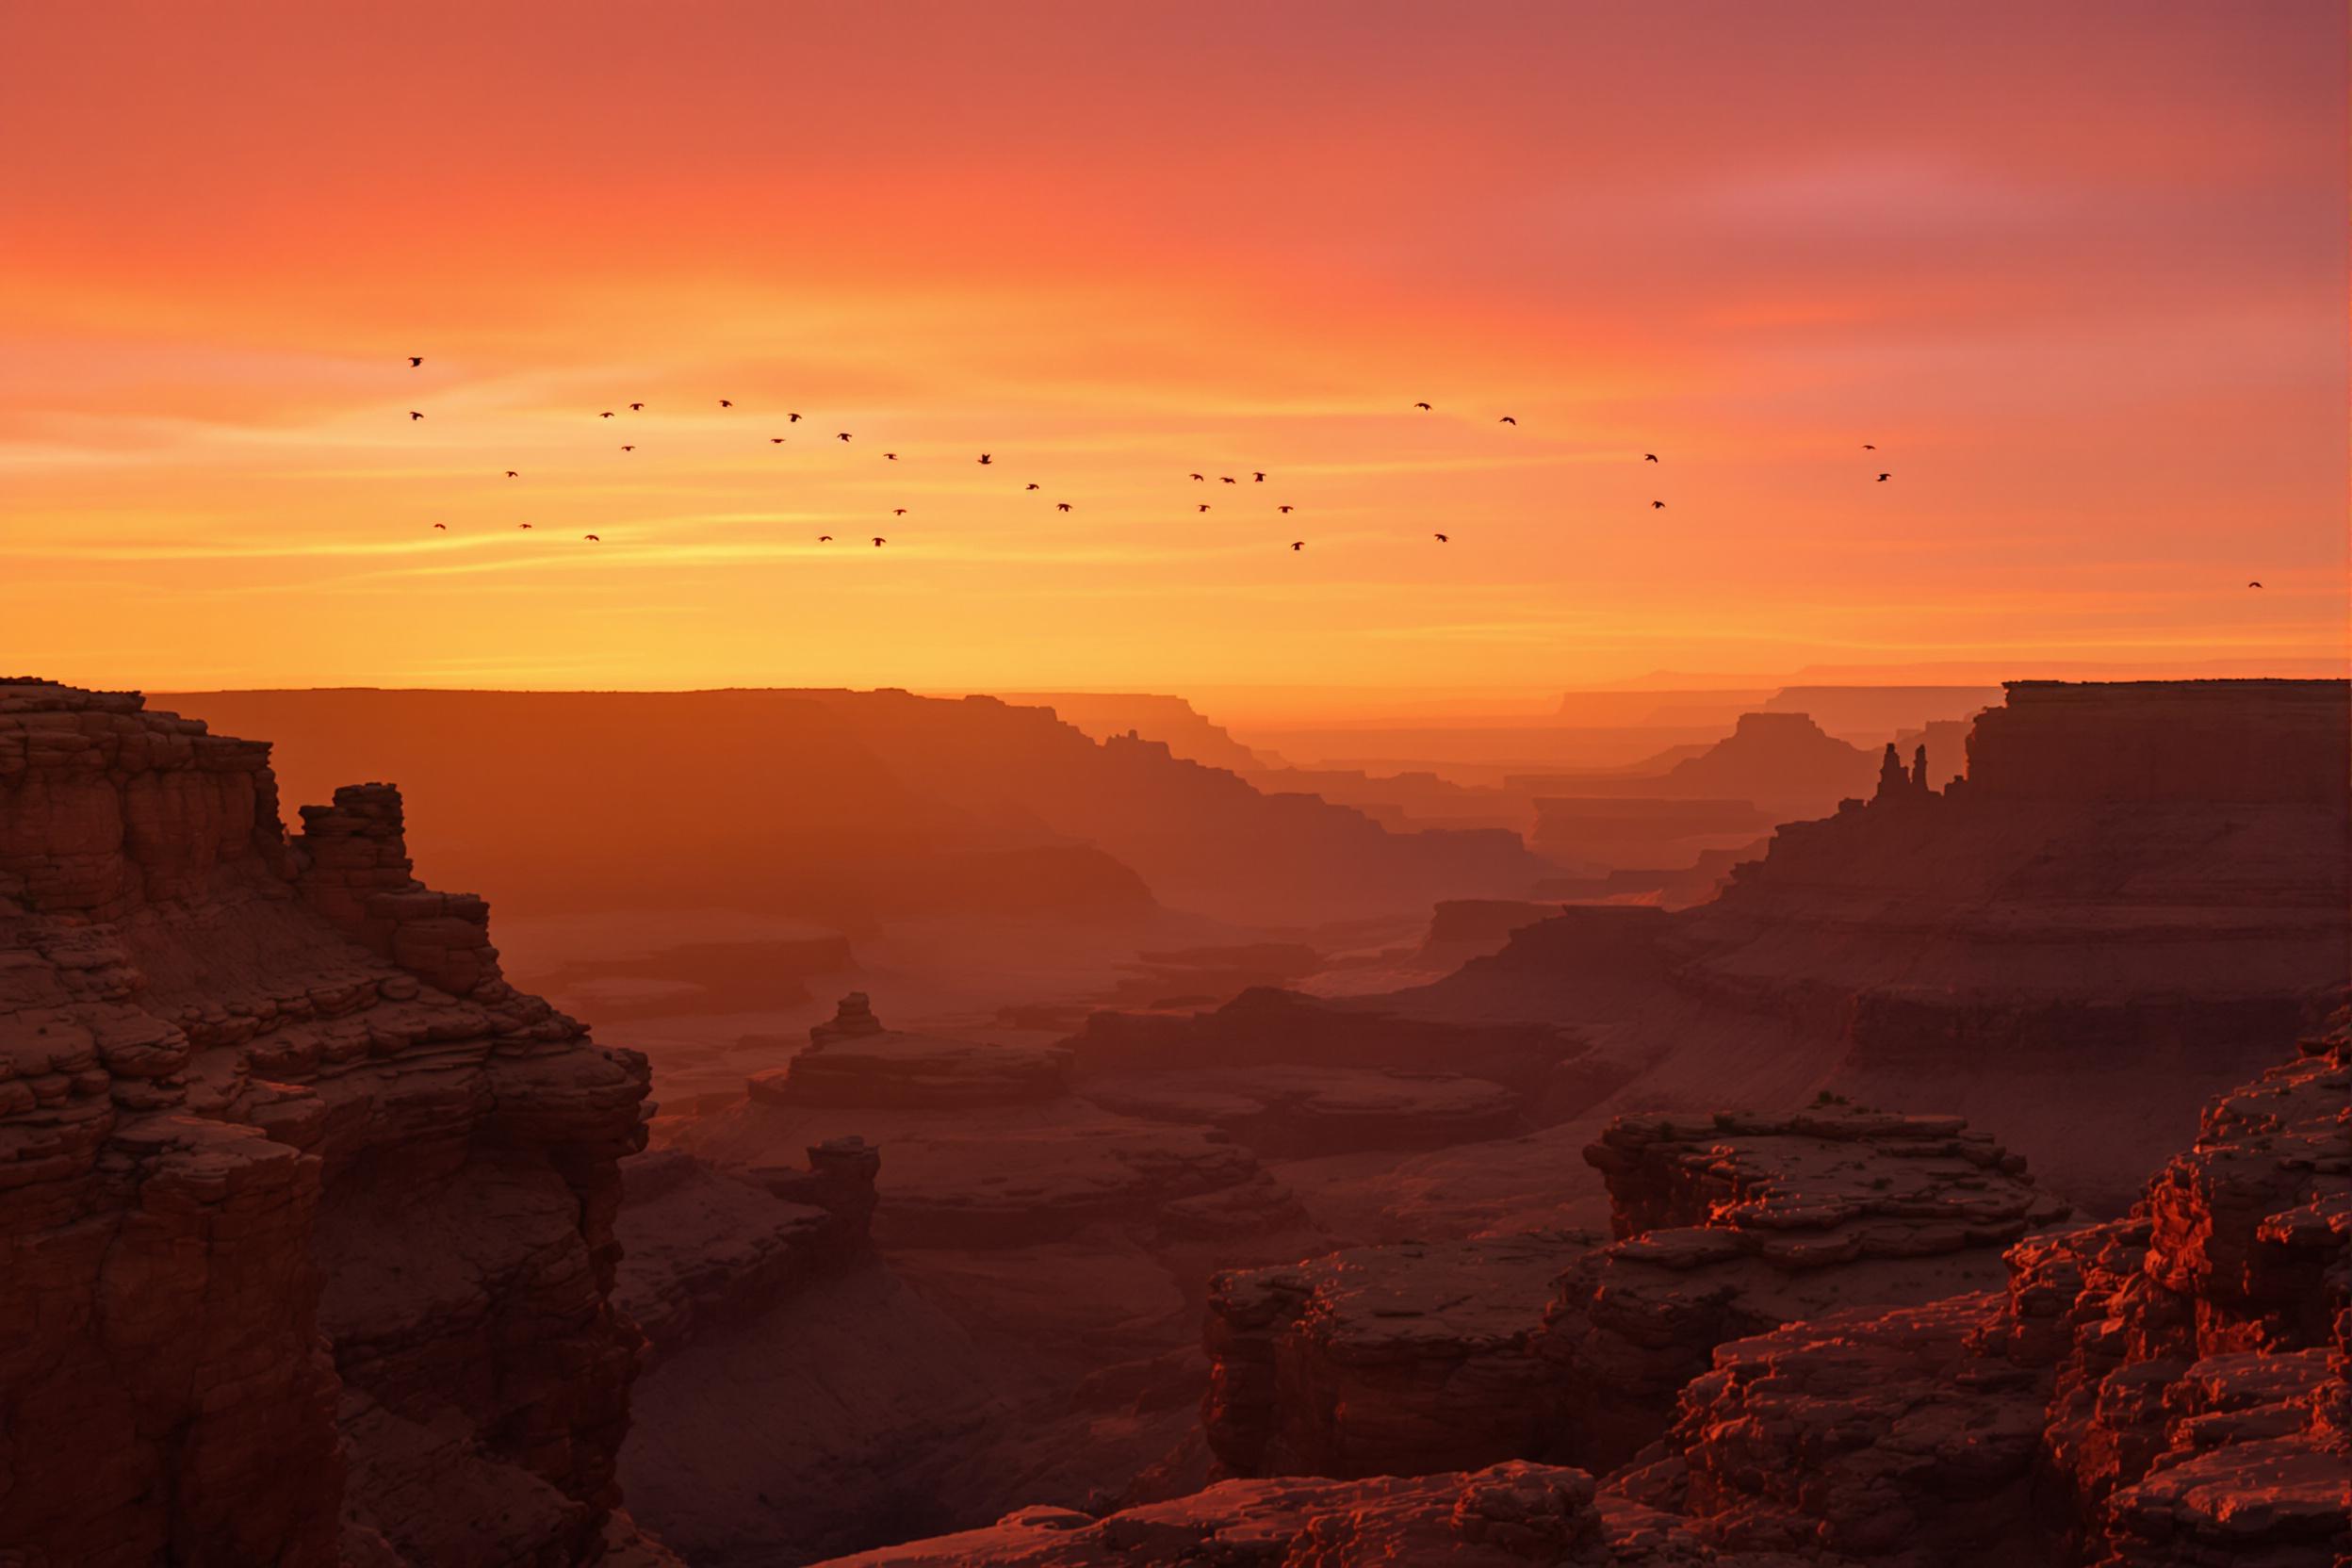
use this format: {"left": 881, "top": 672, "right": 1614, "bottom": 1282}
{"left": 2, "top": 676, "right": 2343, "bottom": 1566}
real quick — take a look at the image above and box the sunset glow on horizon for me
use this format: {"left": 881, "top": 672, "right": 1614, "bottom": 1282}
{"left": 5, "top": 1, "right": 2344, "bottom": 697}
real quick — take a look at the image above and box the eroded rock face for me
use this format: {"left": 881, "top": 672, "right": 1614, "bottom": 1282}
{"left": 0, "top": 680, "right": 657, "bottom": 1566}
{"left": 614, "top": 1143, "right": 879, "bottom": 1361}
{"left": 808, "top": 1461, "right": 1821, "bottom": 1568}
{"left": 1204, "top": 1232, "right": 1603, "bottom": 1479}
{"left": 1623, "top": 1017, "right": 2351, "bottom": 1567}
{"left": 1539, "top": 1103, "right": 2074, "bottom": 1469}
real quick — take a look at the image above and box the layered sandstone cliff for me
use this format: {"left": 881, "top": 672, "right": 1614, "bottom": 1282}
{"left": 1406, "top": 678, "right": 2351, "bottom": 1213}
{"left": 0, "top": 679, "right": 665, "bottom": 1566}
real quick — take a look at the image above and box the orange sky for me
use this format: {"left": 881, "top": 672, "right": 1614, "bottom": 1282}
{"left": 3, "top": 1, "right": 2344, "bottom": 697}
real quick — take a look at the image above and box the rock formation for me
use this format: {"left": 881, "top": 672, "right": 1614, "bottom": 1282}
{"left": 776, "top": 993, "right": 1075, "bottom": 1107}
{"left": 1617, "top": 1012, "right": 2350, "bottom": 1567}
{"left": 0, "top": 679, "right": 665, "bottom": 1565}
{"left": 1203, "top": 1232, "right": 1603, "bottom": 1479}
{"left": 836, "top": 1015, "right": 2344, "bottom": 1568}
{"left": 807, "top": 1461, "right": 1800, "bottom": 1567}
{"left": 1541, "top": 1102, "right": 2073, "bottom": 1468}
{"left": 1409, "top": 678, "right": 2351, "bottom": 1213}
{"left": 1198, "top": 1100, "right": 2066, "bottom": 1482}
{"left": 614, "top": 1139, "right": 879, "bottom": 1361}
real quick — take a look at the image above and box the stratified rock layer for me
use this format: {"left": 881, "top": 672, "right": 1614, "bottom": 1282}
{"left": 1204, "top": 1232, "right": 1603, "bottom": 1479}
{"left": 1540, "top": 1102, "right": 2074, "bottom": 1468}
{"left": 1620, "top": 1016, "right": 2350, "bottom": 1567}
{"left": 0, "top": 679, "right": 659, "bottom": 1566}
{"left": 614, "top": 1141, "right": 879, "bottom": 1361}
{"left": 773, "top": 993, "right": 1074, "bottom": 1107}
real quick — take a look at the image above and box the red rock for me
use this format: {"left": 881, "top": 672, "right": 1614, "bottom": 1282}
{"left": 0, "top": 679, "right": 654, "bottom": 1564}
{"left": 1204, "top": 1231, "right": 1603, "bottom": 1479}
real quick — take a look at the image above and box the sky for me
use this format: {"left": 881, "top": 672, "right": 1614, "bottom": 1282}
{"left": 3, "top": 1, "right": 2344, "bottom": 702}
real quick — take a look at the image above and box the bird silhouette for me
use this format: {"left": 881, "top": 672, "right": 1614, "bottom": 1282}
{"left": 977, "top": 453, "right": 992, "bottom": 465}
{"left": 583, "top": 533, "right": 600, "bottom": 542}
{"left": 408, "top": 356, "right": 422, "bottom": 368}
{"left": 1189, "top": 473, "right": 1205, "bottom": 482}
{"left": 1876, "top": 473, "right": 1890, "bottom": 482}
{"left": 600, "top": 411, "right": 614, "bottom": 418}
{"left": 1278, "top": 504, "right": 1294, "bottom": 514}
{"left": 1863, "top": 443, "right": 1876, "bottom": 450}
{"left": 1499, "top": 416, "right": 1516, "bottom": 425}
{"left": 1220, "top": 476, "right": 1236, "bottom": 484}
{"left": 1434, "top": 532, "right": 1449, "bottom": 542}
{"left": 504, "top": 470, "right": 518, "bottom": 478}
{"left": 1025, "top": 482, "right": 1041, "bottom": 490}
{"left": 518, "top": 523, "right": 532, "bottom": 530}
{"left": 718, "top": 400, "right": 732, "bottom": 408}
{"left": 629, "top": 402, "right": 645, "bottom": 412}
{"left": 432, "top": 522, "right": 446, "bottom": 530}
{"left": 771, "top": 436, "right": 786, "bottom": 444}
{"left": 789, "top": 413, "right": 802, "bottom": 422}
{"left": 1252, "top": 471, "right": 1266, "bottom": 482}
{"left": 1289, "top": 540, "right": 1304, "bottom": 550}
{"left": 621, "top": 445, "right": 634, "bottom": 452}
{"left": 872, "top": 536, "right": 886, "bottom": 547}
{"left": 2248, "top": 580, "right": 2263, "bottom": 588}
{"left": 1642, "top": 453, "right": 1658, "bottom": 463}
{"left": 837, "top": 433, "right": 852, "bottom": 442}
{"left": 1056, "top": 502, "right": 1071, "bottom": 513}
{"left": 1413, "top": 401, "right": 1431, "bottom": 411}
{"left": 408, "top": 411, "right": 423, "bottom": 420}
{"left": 884, "top": 451, "right": 898, "bottom": 460}
{"left": 1651, "top": 500, "right": 1666, "bottom": 509}
{"left": 892, "top": 508, "right": 907, "bottom": 515}
{"left": 1198, "top": 504, "right": 1211, "bottom": 513}
{"left": 818, "top": 534, "right": 833, "bottom": 542}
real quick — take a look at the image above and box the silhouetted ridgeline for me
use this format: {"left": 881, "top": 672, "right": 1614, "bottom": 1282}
{"left": 163, "top": 688, "right": 1548, "bottom": 926}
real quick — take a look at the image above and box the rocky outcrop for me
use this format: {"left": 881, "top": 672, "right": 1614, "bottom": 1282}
{"left": 1204, "top": 1232, "right": 1603, "bottom": 1479}
{"left": 770, "top": 994, "right": 1074, "bottom": 1107}
{"left": 0, "top": 679, "right": 659, "bottom": 1566}
{"left": 614, "top": 1141, "right": 879, "bottom": 1361}
{"left": 1616, "top": 1016, "right": 2350, "bottom": 1567}
{"left": 1539, "top": 1102, "right": 2072, "bottom": 1469}
{"left": 807, "top": 1460, "right": 1835, "bottom": 1567}
{"left": 1194, "top": 1098, "right": 2066, "bottom": 1484}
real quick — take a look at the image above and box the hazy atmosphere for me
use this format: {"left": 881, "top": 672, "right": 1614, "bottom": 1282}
{"left": 3, "top": 7, "right": 2346, "bottom": 1568}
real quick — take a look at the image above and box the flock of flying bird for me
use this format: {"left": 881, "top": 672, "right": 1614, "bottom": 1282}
{"left": 399, "top": 355, "right": 1905, "bottom": 554}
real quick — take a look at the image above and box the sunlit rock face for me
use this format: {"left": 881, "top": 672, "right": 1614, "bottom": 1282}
{"left": 0, "top": 679, "right": 663, "bottom": 1566}
{"left": 1618, "top": 1014, "right": 2351, "bottom": 1568}
{"left": 1539, "top": 1102, "right": 2076, "bottom": 1470}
